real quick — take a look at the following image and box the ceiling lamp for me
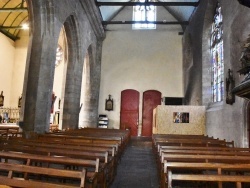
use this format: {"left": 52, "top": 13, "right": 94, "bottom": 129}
{"left": 22, "top": 23, "right": 29, "bottom": 30}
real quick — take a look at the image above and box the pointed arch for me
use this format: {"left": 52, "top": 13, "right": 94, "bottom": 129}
{"left": 61, "top": 14, "right": 82, "bottom": 130}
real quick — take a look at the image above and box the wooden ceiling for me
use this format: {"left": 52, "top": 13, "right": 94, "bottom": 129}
{"left": 0, "top": 0, "right": 28, "bottom": 41}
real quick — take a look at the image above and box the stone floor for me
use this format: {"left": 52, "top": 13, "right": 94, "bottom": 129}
{"left": 109, "top": 136, "right": 159, "bottom": 188}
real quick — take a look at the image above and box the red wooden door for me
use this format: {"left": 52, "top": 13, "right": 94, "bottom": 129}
{"left": 120, "top": 89, "right": 139, "bottom": 136}
{"left": 141, "top": 90, "right": 161, "bottom": 136}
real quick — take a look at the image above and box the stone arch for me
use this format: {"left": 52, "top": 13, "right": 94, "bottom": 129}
{"left": 61, "top": 14, "right": 82, "bottom": 130}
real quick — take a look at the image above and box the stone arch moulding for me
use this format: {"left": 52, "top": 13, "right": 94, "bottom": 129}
{"left": 61, "top": 14, "right": 82, "bottom": 130}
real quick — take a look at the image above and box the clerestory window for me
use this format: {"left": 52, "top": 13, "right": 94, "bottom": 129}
{"left": 211, "top": 3, "right": 224, "bottom": 102}
{"left": 132, "top": 0, "right": 156, "bottom": 30}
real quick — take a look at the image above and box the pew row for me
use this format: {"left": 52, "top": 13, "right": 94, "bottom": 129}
{"left": 0, "top": 151, "right": 98, "bottom": 188}
{"left": 0, "top": 162, "right": 86, "bottom": 188}
{"left": 152, "top": 134, "right": 250, "bottom": 188}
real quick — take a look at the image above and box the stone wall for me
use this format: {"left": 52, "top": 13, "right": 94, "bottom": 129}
{"left": 183, "top": 0, "right": 250, "bottom": 147}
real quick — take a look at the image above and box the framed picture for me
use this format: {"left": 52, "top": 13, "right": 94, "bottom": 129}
{"left": 173, "top": 112, "right": 189, "bottom": 123}
{"left": 105, "top": 95, "right": 113, "bottom": 111}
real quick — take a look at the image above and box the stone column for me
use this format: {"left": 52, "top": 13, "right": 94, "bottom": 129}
{"left": 82, "top": 40, "right": 103, "bottom": 128}
{"left": 61, "top": 15, "right": 83, "bottom": 130}
{"left": 20, "top": 0, "right": 59, "bottom": 135}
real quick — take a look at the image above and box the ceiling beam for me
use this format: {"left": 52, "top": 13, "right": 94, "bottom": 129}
{"left": 0, "top": 26, "right": 23, "bottom": 29}
{"left": 97, "top": 1, "right": 199, "bottom": 7}
{"left": 0, "top": 29, "right": 19, "bottom": 41}
{"left": 0, "top": 8, "right": 28, "bottom": 12}
{"left": 102, "top": 20, "right": 189, "bottom": 25}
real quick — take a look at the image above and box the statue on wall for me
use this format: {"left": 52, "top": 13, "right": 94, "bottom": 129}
{"left": 239, "top": 34, "right": 250, "bottom": 82}
{"left": 18, "top": 94, "right": 22, "bottom": 108}
{"left": 51, "top": 92, "right": 57, "bottom": 113}
{"left": 226, "top": 69, "right": 235, "bottom": 105}
{"left": 0, "top": 91, "right": 4, "bottom": 107}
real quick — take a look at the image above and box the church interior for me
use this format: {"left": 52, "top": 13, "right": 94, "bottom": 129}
{"left": 1, "top": 0, "right": 250, "bottom": 187}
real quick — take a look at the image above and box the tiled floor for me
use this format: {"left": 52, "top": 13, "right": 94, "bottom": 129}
{"left": 109, "top": 137, "right": 159, "bottom": 188}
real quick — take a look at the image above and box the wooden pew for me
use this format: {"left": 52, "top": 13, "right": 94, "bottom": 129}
{"left": 47, "top": 128, "right": 131, "bottom": 153}
{"left": 164, "top": 162, "right": 250, "bottom": 188}
{"left": 152, "top": 134, "right": 250, "bottom": 188}
{"left": 36, "top": 134, "right": 124, "bottom": 161}
{"left": 0, "top": 151, "right": 99, "bottom": 188}
{"left": 160, "top": 153, "right": 250, "bottom": 188}
{"left": 0, "top": 126, "right": 21, "bottom": 138}
{"left": 0, "top": 162, "right": 86, "bottom": 188}
{"left": 56, "top": 128, "right": 130, "bottom": 145}
{"left": 0, "top": 142, "right": 110, "bottom": 188}
{"left": 154, "top": 138, "right": 234, "bottom": 148}
{"left": 6, "top": 137, "right": 118, "bottom": 185}
{"left": 168, "top": 170, "right": 250, "bottom": 188}
{"left": 1, "top": 128, "right": 129, "bottom": 187}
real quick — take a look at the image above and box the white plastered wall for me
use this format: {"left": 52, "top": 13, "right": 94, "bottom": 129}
{"left": 0, "top": 32, "right": 28, "bottom": 108}
{"left": 99, "top": 6, "right": 184, "bottom": 130}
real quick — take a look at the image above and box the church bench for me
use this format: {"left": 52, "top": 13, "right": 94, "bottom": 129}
{"left": 160, "top": 153, "right": 250, "bottom": 165}
{"left": 47, "top": 127, "right": 131, "bottom": 150}
{"left": 53, "top": 128, "right": 130, "bottom": 146}
{"left": 164, "top": 162, "right": 250, "bottom": 188}
{"left": 0, "top": 143, "right": 110, "bottom": 188}
{"left": 0, "top": 127, "right": 21, "bottom": 138}
{"left": 152, "top": 134, "right": 234, "bottom": 149}
{"left": 159, "top": 148, "right": 250, "bottom": 158}
{"left": 154, "top": 138, "right": 234, "bottom": 148}
{"left": 159, "top": 153, "right": 250, "bottom": 187}
{"left": 6, "top": 137, "right": 119, "bottom": 184}
{"left": 153, "top": 140, "right": 234, "bottom": 162}
{"left": 3, "top": 138, "right": 116, "bottom": 158}
{"left": 36, "top": 134, "right": 124, "bottom": 160}
{"left": 168, "top": 172, "right": 250, "bottom": 188}
{"left": 157, "top": 148, "right": 250, "bottom": 175}
{"left": 0, "top": 151, "right": 99, "bottom": 188}
{"left": 152, "top": 134, "right": 211, "bottom": 140}
{"left": 0, "top": 162, "right": 86, "bottom": 188}
{"left": 152, "top": 134, "right": 215, "bottom": 148}
{"left": 157, "top": 145, "right": 250, "bottom": 153}
{"left": 7, "top": 136, "right": 120, "bottom": 166}
{"left": 8, "top": 136, "right": 119, "bottom": 154}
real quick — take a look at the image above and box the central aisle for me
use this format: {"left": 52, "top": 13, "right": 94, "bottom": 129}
{"left": 110, "top": 137, "right": 159, "bottom": 188}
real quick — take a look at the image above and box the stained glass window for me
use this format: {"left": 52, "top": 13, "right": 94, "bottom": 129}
{"left": 133, "top": 0, "right": 156, "bottom": 29}
{"left": 211, "top": 3, "right": 224, "bottom": 102}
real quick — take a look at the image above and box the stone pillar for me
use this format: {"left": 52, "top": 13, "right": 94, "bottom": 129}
{"left": 84, "top": 40, "right": 103, "bottom": 127}
{"left": 20, "top": 0, "right": 60, "bottom": 135}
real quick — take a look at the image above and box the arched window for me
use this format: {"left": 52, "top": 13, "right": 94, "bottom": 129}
{"left": 211, "top": 3, "right": 224, "bottom": 102}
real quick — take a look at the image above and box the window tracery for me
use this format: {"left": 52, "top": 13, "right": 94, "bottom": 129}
{"left": 211, "top": 3, "right": 224, "bottom": 102}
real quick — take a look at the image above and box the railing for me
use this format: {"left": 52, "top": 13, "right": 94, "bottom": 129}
{"left": 0, "top": 108, "right": 20, "bottom": 123}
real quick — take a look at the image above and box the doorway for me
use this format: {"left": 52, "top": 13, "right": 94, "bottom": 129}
{"left": 141, "top": 90, "right": 162, "bottom": 136}
{"left": 120, "top": 89, "right": 140, "bottom": 136}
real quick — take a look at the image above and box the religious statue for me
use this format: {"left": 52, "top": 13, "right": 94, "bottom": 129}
{"left": 226, "top": 69, "right": 235, "bottom": 105}
{"left": 51, "top": 92, "right": 57, "bottom": 113}
{"left": 0, "top": 91, "right": 4, "bottom": 107}
{"left": 18, "top": 94, "right": 22, "bottom": 108}
{"left": 239, "top": 34, "right": 250, "bottom": 81}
